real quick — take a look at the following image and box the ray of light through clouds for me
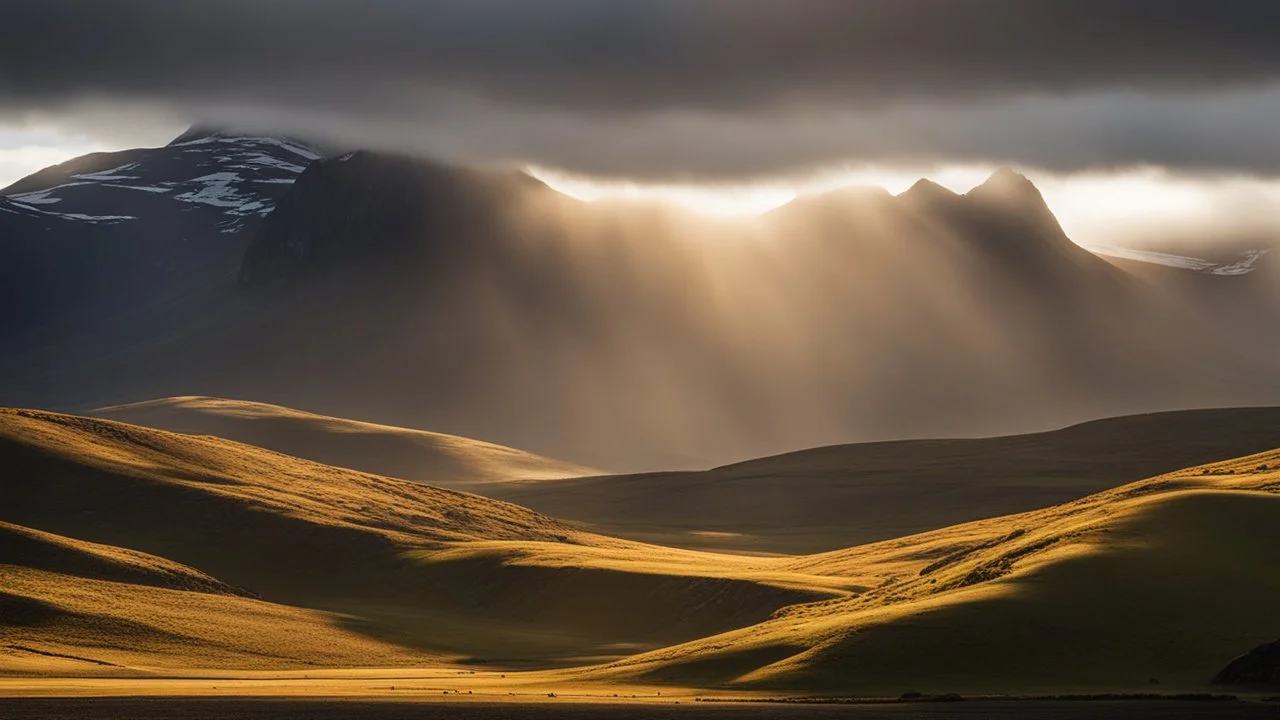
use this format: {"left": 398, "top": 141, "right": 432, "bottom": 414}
{"left": 528, "top": 163, "right": 1280, "bottom": 252}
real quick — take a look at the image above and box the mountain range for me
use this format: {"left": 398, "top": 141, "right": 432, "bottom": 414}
{"left": 2, "top": 128, "right": 1277, "bottom": 469}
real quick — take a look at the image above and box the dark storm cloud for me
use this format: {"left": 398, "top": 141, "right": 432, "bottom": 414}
{"left": 4, "top": 1, "right": 1280, "bottom": 176}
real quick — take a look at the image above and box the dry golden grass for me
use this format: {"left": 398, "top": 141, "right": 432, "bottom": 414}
{"left": 591, "top": 451, "right": 1280, "bottom": 694}
{"left": 5, "top": 406, "right": 1280, "bottom": 698}
{"left": 94, "top": 396, "right": 597, "bottom": 487}
{"left": 2, "top": 562, "right": 437, "bottom": 673}
{"left": 0, "top": 409, "right": 825, "bottom": 672}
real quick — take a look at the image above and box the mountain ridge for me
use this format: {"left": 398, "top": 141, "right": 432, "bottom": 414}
{"left": 3, "top": 144, "right": 1278, "bottom": 468}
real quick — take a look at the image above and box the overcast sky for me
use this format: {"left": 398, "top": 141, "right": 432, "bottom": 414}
{"left": 4, "top": 0, "right": 1280, "bottom": 254}
{"left": 3, "top": 1, "right": 1280, "bottom": 177}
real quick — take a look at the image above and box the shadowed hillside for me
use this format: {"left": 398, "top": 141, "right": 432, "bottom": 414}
{"left": 94, "top": 396, "right": 596, "bottom": 488}
{"left": 0, "top": 409, "right": 828, "bottom": 670}
{"left": 3, "top": 407, "right": 1279, "bottom": 697}
{"left": 593, "top": 451, "right": 1280, "bottom": 694}
{"left": 493, "top": 407, "right": 1280, "bottom": 553}
{"left": 0, "top": 522, "right": 436, "bottom": 672}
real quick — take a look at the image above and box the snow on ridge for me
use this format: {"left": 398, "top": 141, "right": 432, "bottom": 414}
{"left": 170, "top": 170, "right": 284, "bottom": 233}
{"left": 2, "top": 133, "right": 314, "bottom": 232}
{"left": 6, "top": 198, "right": 135, "bottom": 223}
{"left": 171, "top": 133, "right": 321, "bottom": 162}
{"left": 1090, "top": 245, "right": 1216, "bottom": 271}
{"left": 172, "top": 172, "right": 253, "bottom": 209}
{"left": 1091, "top": 244, "right": 1271, "bottom": 276}
{"left": 103, "top": 184, "right": 172, "bottom": 194}
{"left": 249, "top": 136, "right": 322, "bottom": 161}
{"left": 72, "top": 162, "right": 141, "bottom": 181}
{"left": 7, "top": 182, "right": 93, "bottom": 206}
{"left": 229, "top": 152, "right": 308, "bottom": 174}
{"left": 1209, "top": 249, "right": 1271, "bottom": 276}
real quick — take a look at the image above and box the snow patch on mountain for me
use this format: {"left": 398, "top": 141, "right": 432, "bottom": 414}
{"left": 173, "top": 173, "right": 250, "bottom": 208}
{"left": 171, "top": 133, "right": 321, "bottom": 162}
{"left": 72, "top": 162, "right": 141, "bottom": 181}
{"left": 103, "top": 184, "right": 172, "bottom": 194}
{"left": 1209, "top": 249, "right": 1271, "bottom": 275}
{"left": 6, "top": 198, "right": 135, "bottom": 223}
{"left": 8, "top": 182, "right": 93, "bottom": 205}
{"left": 0, "top": 132, "right": 323, "bottom": 235}
{"left": 1091, "top": 244, "right": 1272, "bottom": 275}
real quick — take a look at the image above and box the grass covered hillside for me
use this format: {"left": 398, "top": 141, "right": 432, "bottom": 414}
{"left": 0, "top": 409, "right": 825, "bottom": 671}
{"left": 94, "top": 396, "right": 597, "bottom": 488}
{"left": 593, "top": 450, "right": 1280, "bottom": 694}
{"left": 494, "top": 407, "right": 1280, "bottom": 553}
{"left": 4, "top": 406, "right": 1278, "bottom": 698}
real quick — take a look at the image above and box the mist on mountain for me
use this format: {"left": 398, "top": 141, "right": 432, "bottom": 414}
{"left": 3, "top": 134, "right": 1275, "bottom": 469}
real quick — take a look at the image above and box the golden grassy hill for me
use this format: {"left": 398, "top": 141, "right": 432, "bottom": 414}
{"left": 0, "top": 409, "right": 825, "bottom": 673}
{"left": 6, "top": 406, "right": 1280, "bottom": 697}
{"left": 493, "top": 407, "right": 1280, "bottom": 553}
{"left": 592, "top": 450, "right": 1280, "bottom": 695}
{"left": 0, "top": 522, "right": 436, "bottom": 673}
{"left": 93, "top": 396, "right": 596, "bottom": 488}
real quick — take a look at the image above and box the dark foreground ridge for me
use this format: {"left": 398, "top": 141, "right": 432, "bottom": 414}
{"left": 1214, "top": 639, "right": 1280, "bottom": 687}
{"left": 1, "top": 698, "right": 1277, "bottom": 720}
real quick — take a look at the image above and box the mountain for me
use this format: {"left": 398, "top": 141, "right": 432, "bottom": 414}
{"left": 93, "top": 395, "right": 597, "bottom": 487}
{"left": 3, "top": 152, "right": 1277, "bottom": 468}
{"left": 0, "top": 128, "right": 322, "bottom": 345}
{"left": 1096, "top": 251, "right": 1279, "bottom": 377}
{"left": 1, "top": 127, "right": 319, "bottom": 234}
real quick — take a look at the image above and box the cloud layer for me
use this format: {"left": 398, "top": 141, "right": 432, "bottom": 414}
{"left": 4, "top": 1, "right": 1280, "bottom": 177}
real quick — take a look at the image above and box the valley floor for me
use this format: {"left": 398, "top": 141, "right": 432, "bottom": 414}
{"left": 4, "top": 406, "right": 1280, "bottom": 704}
{"left": 0, "top": 696, "right": 1277, "bottom": 720}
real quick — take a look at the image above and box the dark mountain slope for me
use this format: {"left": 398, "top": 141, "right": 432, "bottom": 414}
{"left": 0, "top": 128, "right": 322, "bottom": 345}
{"left": 2, "top": 154, "right": 1276, "bottom": 469}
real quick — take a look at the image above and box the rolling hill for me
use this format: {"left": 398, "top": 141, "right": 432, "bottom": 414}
{"left": 0, "top": 521, "right": 435, "bottom": 673}
{"left": 3, "top": 407, "right": 1279, "bottom": 698}
{"left": 491, "top": 407, "right": 1280, "bottom": 553}
{"left": 0, "top": 409, "right": 830, "bottom": 672}
{"left": 593, "top": 450, "right": 1280, "bottom": 695}
{"left": 93, "top": 396, "right": 596, "bottom": 488}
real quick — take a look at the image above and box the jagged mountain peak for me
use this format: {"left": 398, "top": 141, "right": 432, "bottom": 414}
{"left": 967, "top": 167, "right": 1051, "bottom": 210}
{"left": 897, "top": 178, "right": 960, "bottom": 203}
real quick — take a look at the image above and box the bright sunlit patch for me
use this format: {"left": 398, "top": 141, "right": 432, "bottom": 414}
{"left": 0, "top": 128, "right": 113, "bottom": 188}
{"left": 528, "top": 162, "right": 1280, "bottom": 251}
{"left": 526, "top": 166, "right": 799, "bottom": 217}
{"left": 1033, "top": 168, "right": 1280, "bottom": 249}
{"left": 528, "top": 163, "right": 998, "bottom": 218}
{"left": 801, "top": 164, "right": 996, "bottom": 197}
